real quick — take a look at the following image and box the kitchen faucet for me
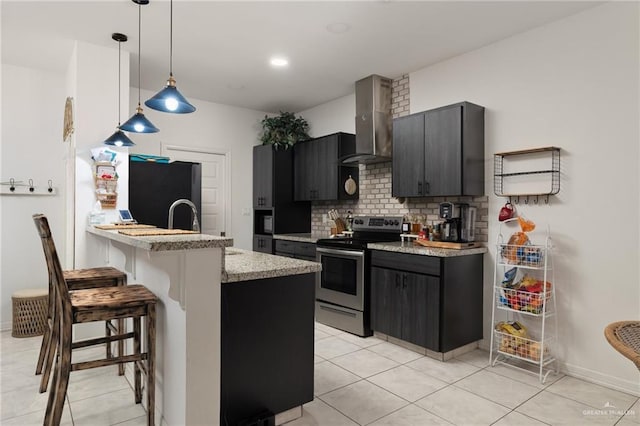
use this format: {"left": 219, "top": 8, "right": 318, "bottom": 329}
{"left": 168, "top": 199, "right": 200, "bottom": 232}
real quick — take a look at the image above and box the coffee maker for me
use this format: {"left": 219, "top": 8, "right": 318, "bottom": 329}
{"left": 439, "top": 202, "right": 477, "bottom": 242}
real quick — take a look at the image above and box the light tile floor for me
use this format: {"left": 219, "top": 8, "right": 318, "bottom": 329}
{"left": 1, "top": 324, "right": 638, "bottom": 425}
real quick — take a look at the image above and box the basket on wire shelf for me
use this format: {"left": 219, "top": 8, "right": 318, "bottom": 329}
{"left": 95, "top": 176, "right": 118, "bottom": 209}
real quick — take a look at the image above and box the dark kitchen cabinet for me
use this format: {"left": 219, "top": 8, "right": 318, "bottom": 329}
{"left": 253, "top": 235, "right": 273, "bottom": 253}
{"left": 253, "top": 145, "right": 310, "bottom": 254}
{"left": 370, "top": 250, "right": 483, "bottom": 353}
{"left": 221, "top": 273, "right": 314, "bottom": 425}
{"left": 392, "top": 102, "right": 485, "bottom": 198}
{"left": 253, "top": 145, "right": 273, "bottom": 208}
{"left": 274, "top": 240, "right": 316, "bottom": 261}
{"left": 293, "top": 132, "right": 358, "bottom": 201}
{"left": 371, "top": 267, "right": 440, "bottom": 350}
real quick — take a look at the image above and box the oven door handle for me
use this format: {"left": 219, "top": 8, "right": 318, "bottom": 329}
{"left": 316, "top": 247, "right": 365, "bottom": 258}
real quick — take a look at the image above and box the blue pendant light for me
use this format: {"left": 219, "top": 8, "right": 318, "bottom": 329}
{"left": 104, "top": 129, "right": 136, "bottom": 147}
{"left": 145, "top": 0, "right": 195, "bottom": 114}
{"left": 120, "top": 0, "right": 159, "bottom": 133}
{"left": 104, "top": 33, "right": 136, "bottom": 147}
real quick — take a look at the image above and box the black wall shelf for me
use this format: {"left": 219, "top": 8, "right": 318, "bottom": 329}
{"left": 494, "top": 147, "right": 560, "bottom": 204}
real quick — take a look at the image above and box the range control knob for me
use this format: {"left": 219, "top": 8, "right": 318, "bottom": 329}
{"left": 384, "top": 220, "right": 389, "bottom": 226}
{"left": 393, "top": 220, "right": 399, "bottom": 226}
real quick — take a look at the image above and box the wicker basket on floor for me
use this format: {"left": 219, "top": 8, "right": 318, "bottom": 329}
{"left": 12, "top": 288, "right": 48, "bottom": 338}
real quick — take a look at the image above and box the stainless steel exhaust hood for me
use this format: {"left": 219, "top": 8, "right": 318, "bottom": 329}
{"left": 342, "top": 75, "right": 393, "bottom": 164}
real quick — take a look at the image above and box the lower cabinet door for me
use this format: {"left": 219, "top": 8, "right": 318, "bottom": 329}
{"left": 402, "top": 271, "right": 440, "bottom": 351}
{"left": 371, "top": 267, "right": 402, "bottom": 338}
{"left": 253, "top": 235, "right": 273, "bottom": 253}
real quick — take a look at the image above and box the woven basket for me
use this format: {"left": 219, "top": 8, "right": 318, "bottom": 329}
{"left": 12, "top": 288, "right": 48, "bottom": 338}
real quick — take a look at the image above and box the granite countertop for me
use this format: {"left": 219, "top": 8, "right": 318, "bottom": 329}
{"left": 87, "top": 226, "right": 233, "bottom": 252}
{"left": 272, "top": 233, "right": 322, "bottom": 243}
{"left": 368, "top": 241, "right": 488, "bottom": 257}
{"left": 222, "top": 248, "right": 321, "bottom": 283}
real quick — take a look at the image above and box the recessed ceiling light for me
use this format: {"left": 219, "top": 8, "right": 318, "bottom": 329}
{"left": 326, "top": 22, "right": 351, "bottom": 34}
{"left": 270, "top": 57, "right": 289, "bottom": 67}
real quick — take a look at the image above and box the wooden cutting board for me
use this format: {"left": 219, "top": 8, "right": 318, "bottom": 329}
{"left": 95, "top": 224, "right": 157, "bottom": 230}
{"left": 118, "top": 229, "right": 197, "bottom": 236}
{"left": 414, "top": 239, "right": 482, "bottom": 250}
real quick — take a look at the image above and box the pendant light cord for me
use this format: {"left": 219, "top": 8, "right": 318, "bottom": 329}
{"left": 138, "top": 3, "right": 142, "bottom": 105}
{"left": 117, "top": 38, "right": 121, "bottom": 125}
{"left": 169, "top": 0, "right": 173, "bottom": 76}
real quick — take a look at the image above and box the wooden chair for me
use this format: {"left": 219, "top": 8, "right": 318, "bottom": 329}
{"left": 605, "top": 321, "right": 640, "bottom": 370}
{"left": 33, "top": 214, "right": 157, "bottom": 426}
{"left": 36, "top": 265, "right": 128, "bottom": 393}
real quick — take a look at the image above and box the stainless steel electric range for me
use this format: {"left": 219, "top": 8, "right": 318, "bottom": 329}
{"left": 315, "top": 216, "right": 403, "bottom": 336}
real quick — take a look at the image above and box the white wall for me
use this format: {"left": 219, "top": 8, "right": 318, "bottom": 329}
{"left": 72, "top": 41, "right": 130, "bottom": 271}
{"left": 300, "top": 94, "right": 355, "bottom": 137}
{"left": 0, "top": 64, "right": 66, "bottom": 329}
{"left": 300, "top": 2, "right": 640, "bottom": 395}
{"left": 129, "top": 89, "right": 266, "bottom": 250}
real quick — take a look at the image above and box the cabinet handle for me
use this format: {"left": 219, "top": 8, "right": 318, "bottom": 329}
{"left": 425, "top": 182, "right": 430, "bottom": 195}
{"left": 402, "top": 274, "right": 407, "bottom": 289}
{"left": 395, "top": 274, "right": 400, "bottom": 288}
{"left": 417, "top": 181, "right": 422, "bottom": 195}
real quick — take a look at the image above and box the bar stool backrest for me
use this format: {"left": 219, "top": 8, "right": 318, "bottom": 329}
{"left": 32, "top": 214, "right": 72, "bottom": 324}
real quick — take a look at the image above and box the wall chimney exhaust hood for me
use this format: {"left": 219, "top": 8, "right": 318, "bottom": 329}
{"left": 342, "top": 75, "right": 393, "bottom": 164}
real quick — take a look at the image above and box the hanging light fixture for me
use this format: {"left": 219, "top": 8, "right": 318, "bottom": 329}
{"left": 104, "top": 33, "right": 135, "bottom": 147}
{"left": 145, "top": 0, "right": 195, "bottom": 114}
{"left": 120, "top": 0, "right": 159, "bottom": 133}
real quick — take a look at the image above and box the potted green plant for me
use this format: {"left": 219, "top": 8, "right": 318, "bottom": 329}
{"left": 260, "top": 111, "right": 310, "bottom": 150}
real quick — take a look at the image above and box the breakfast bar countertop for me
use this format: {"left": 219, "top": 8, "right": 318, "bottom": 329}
{"left": 222, "top": 248, "right": 321, "bottom": 283}
{"left": 87, "top": 226, "right": 233, "bottom": 252}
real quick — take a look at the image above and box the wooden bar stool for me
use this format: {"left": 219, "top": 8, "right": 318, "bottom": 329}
{"left": 33, "top": 214, "right": 157, "bottom": 426}
{"left": 36, "top": 262, "right": 128, "bottom": 393}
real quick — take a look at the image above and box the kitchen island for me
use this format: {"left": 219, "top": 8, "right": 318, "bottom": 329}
{"left": 86, "top": 227, "right": 320, "bottom": 425}
{"left": 220, "top": 248, "right": 320, "bottom": 425}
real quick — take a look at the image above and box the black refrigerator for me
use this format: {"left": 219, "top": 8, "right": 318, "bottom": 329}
{"left": 129, "top": 160, "right": 202, "bottom": 230}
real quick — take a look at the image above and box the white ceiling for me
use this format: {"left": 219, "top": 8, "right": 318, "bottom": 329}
{"left": 2, "top": 1, "right": 600, "bottom": 113}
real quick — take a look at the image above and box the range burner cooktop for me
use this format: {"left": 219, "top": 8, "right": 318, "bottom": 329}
{"left": 317, "top": 215, "right": 403, "bottom": 250}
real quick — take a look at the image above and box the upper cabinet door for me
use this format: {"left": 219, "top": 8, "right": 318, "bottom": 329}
{"left": 293, "top": 141, "right": 311, "bottom": 201}
{"left": 315, "top": 135, "right": 339, "bottom": 201}
{"left": 392, "top": 113, "right": 425, "bottom": 197}
{"left": 424, "top": 105, "right": 462, "bottom": 197}
{"left": 253, "top": 145, "right": 273, "bottom": 207}
{"left": 293, "top": 133, "right": 358, "bottom": 201}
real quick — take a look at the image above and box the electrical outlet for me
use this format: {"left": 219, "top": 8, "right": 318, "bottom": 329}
{"left": 242, "top": 208, "right": 251, "bottom": 216}
{"left": 324, "top": 213, "right": 330, "bottom": 224}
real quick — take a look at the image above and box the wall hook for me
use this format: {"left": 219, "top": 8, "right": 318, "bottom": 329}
{"left": 9, "top": 178, "right": 15, "bottom": 192}
{"left": 28, "top": 179, "right": 34, "bottom": 192}
{"left": 48, "top": 180, "right": 53, "bottom": 193}
{"left": 534, "top": 195, "right": 539, "bottom": 204}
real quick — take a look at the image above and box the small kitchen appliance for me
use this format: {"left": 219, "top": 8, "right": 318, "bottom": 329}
{"left": 263, "top": 215, "right": 273, "bottom": 234}
{"left": 439, "top": 202, "right": 477, "bottom": 243}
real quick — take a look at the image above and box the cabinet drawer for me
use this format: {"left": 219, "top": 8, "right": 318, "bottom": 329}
{"left": 296, "top": 242, "right": 316, "bottom": 259}
{"left": 371, "top": 250, "right": 441, "bottom": 276}
{"left": 274, "top": 240, "right": 295, "bottom": 254}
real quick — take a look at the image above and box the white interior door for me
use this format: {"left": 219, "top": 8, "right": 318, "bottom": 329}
{"left": 163, "top": 146, "right": 228, "bottom": 237}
